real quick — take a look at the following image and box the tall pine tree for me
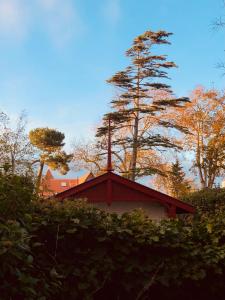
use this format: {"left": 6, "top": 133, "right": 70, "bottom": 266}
{"left": 97, "top": 30, "right": 189, "bottom": 181}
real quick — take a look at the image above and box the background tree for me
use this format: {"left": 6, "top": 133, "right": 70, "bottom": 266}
{"left": 29, "top": 127, "right": 72, "bottom": 190}
{"left": 173, "top": 86, "right": 225, "bottom": 189}
{"left": 72, "top": 139, "right": 105, "bottom": 176}
{"left": 151, "top": 160, "right": 193, "bottom": 197}
{"left": 72, "top": 133, "right": 166, "bottom": 179}
{"left": 97, "top": 30, "right": 189, "bottom": 181}
{"left": 0, "top": 111, "right": 35, "bottom": 175}
{"left": 167, "top": 159, "right": 191, "bottom": 198}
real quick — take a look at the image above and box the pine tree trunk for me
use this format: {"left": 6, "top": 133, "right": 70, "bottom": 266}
{"left": 130, "top": 115, "right": 139, "bottom": 181}
{"left": 130, "top": 61, "right": 140, "bottom": 181}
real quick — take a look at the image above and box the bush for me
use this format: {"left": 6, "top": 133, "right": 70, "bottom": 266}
{"left": 0, "top": 173, "right": 35, "bottom": 220}
{"left": 1, "top": 193, "right": 225, "bottom": 299}
{"left": 23, "top": 201, "right": 225, "bottom": 299}
{"left": 183, "top": 188, "right": 225, "bottom": 216}
{"left": 0, "top": 220, "right": 53, "bottom": 299}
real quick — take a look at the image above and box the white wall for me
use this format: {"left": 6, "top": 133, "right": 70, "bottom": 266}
{"left": 93, "top": 201, "right": 167, "bottom": 220}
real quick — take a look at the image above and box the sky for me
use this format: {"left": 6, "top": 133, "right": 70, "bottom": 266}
{"left": 0, "top": 0, "right": 224, "bottom": 152}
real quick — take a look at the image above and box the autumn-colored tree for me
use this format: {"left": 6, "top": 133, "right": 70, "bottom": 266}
{"left": 72, "top": 139, "right": 105, "bottom": 176}
{"left": 173, "top": 86, "right": 225, "bottom": 188}
{"left": 97, "top": 30, "right": 189, "bottom": 181}
{"left": 29, "top": 127, "right": 72, "bottom": 190}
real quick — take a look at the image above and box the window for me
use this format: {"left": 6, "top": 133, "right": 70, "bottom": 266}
{"left": 61, "top": 182, "right": 67, "bottom": 187}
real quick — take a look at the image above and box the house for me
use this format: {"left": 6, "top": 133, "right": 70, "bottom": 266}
{"left": 40, "top": 169, "right": 94, "bottom": 197}
{"left": 53, "top": 120, "right": 194, "bottom": 220}
{"left": 54, "top": 170, "right": 195, "bottom": 220}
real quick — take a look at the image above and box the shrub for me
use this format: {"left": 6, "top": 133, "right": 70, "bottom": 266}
{"left": 0, "top": 173, "right": 35, "bottom": 220}
{"left": 0, "top": 220, "right": 51, "bottom": 299}
{"left": 1, "top": 196, "right": 225, "bottom": 299}
{"left": 28, "top": 200, "right": 225, "bottom": 299}
{"left": 183, "top": 188, "right": 225, "bottom": 216}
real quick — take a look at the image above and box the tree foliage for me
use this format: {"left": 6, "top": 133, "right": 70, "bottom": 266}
{"left": 72, "top": 137, "right": 165, "bottom": 179}
{"left": 173, "top": 86, "right": 225, "bottom": 188}
{"left": 29, "top": 127, "right": 72, "bottom": 190}
{"left": 97, "top": 30, "right": 189, "bottom": 181}
{"left": 29, "top": 128, "right": 65, "bottom": 152}
{"left": 0, "top": 112, "right": 35, "bottom": 175}
{"left": 72, "top": 139, "right": 106, "bottom": 176}
{"left": 151, "top": 159, "right": 192, "bottom": 197}
{"left": 0, "top": 172, "right": 34, "bottom": 220}
{"left": 167, "top": 160, "right": 191, "bottom": 198}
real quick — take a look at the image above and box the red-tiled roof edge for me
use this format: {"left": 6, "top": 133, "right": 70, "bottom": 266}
{"left": 54, "top": 171, "right": 195, "bottom": 214}
{"left": 54, "top": 172, "right": 108, "bottom": 198}
{"left": 47, "top": 179, "right": 78, "bottom": 182}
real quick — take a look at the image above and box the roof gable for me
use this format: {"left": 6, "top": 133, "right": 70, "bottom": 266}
{"left": 55, "top": 171, "right": 194, "bottom": 215}
{"left": 78, "top": 172, "right": 94, "bottom": 184}
{"left": 45, "top": 169, "right": 54, "bottom": 179}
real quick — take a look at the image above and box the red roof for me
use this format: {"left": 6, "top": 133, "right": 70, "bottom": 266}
{"left": 54, "top": 171, "right": 195, "bottom": 217}
{"left": 40, "top": 170, "right": 94, "bottom": 197}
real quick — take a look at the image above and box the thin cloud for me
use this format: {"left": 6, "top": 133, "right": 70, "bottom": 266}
{"left": 37, "top": 0, "right": 85, "bottom": 47}
{"left": 102, "top": 0, "right": 121, "bottom": 27}
{"left": 37, "top": 0, "right": 59, "bottom": 10}
{"left": 0, "top": 0, "right": 85, "bottom": 46}
{"left": 0, "top": 0, "right": 29, "bottom": 40}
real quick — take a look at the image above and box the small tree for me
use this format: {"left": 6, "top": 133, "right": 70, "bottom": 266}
{"left": 29, "top": 128, "right": 72, "bottom": 191}
{"left": 168, "top": 160, "right": 191, "bottom": 198}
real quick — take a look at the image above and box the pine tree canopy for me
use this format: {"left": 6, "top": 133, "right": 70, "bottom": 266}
{"left": 97, "top": 29, "right": 190, "bottom": 181}
{"left": 29, "top": 127, "right": 71, "bottom": 190}
{"left": 29, "top": 128, "right": 65, "bottom": 153}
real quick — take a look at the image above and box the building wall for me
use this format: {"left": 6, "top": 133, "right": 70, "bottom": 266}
{"left": 93, "top": 201, "right": 167, "bottom": 221}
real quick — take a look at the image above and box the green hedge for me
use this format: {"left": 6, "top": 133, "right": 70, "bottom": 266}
{"left": 183, "top": 188, "right": 225, "bottom": 216}
{"left": 1, "top": 199, "right": 225, "bottom": 300}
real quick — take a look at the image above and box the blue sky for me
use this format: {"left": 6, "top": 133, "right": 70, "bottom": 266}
{"left": 0, "top": 0, "right": 224, "bottom": 151}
